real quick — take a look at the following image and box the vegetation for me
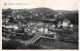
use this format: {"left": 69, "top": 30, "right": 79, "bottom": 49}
{"left": 26, "top": 44, "right": 44, "bottom": 49}
{"left": 2, "top": 40, "right": 25, "bottom": 49}
{"left": 2, "top": 8, "right": 78, "bottom": 49}
{"left": 2, "top": 8, "right": 78, "bottom": 25}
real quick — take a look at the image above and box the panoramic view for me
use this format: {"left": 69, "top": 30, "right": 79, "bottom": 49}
{"left": 2, "top": 0, "right": 78, "bottom": 49}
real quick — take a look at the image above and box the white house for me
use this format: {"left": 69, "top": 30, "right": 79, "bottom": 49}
{"left": 62, "top": 19, "right": 70, "bottom": 27}
{"left": 38, "top": 27, "right": 44, "bottom": 32}
{"left": 57, "top": 19, "right": 73, "bottom": 29}
{"left": 70, "top": 24, "right": 73, "bottom": 27}
{"left": 44, "top": 28, "right": 48, "bottom": 33}
{"left": 4, "top": 25, "right": 18, "bottom": 30}
{"left": 62, "top": 19, "right": 74, "bottom": 30}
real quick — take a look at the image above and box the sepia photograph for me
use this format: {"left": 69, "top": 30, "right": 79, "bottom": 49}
{"left": 2, "top": 0, "right": 79, "bottom": 50}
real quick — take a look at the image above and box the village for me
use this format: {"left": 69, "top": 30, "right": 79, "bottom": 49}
{"left": 2, "top": 8, "right": 78, "bottom": 49}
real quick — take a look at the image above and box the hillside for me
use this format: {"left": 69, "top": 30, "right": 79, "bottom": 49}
{"left": 2, "top": 8, "right": 78, "bottom": 25}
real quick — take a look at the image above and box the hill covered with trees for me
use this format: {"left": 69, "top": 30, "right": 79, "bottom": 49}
{"left": 2, "top": 8, "right": 78, "bottom": 25}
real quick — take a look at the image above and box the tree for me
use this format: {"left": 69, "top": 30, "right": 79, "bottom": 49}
{"left": 8, "top": 17, "right": 14, "bottom": 23}
{"left": 2, "top": 8, "right": 12, "bottom": 17}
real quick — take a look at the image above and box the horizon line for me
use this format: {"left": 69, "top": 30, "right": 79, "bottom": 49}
{"left": 2, "top": 7, "right": 78, "bottom": 11}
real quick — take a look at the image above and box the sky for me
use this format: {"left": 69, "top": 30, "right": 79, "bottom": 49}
{"left": 2, "top": 0, "right": 79, "bottom": 10}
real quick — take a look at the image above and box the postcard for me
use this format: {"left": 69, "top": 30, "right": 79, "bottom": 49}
{"left": 1, "top": 0, "right": 79, "bottom": 51}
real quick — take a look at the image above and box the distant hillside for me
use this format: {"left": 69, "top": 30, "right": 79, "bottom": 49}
{"left": 30, "top": 8, "right": 58, "bottom": 14}
{"left": 57, "top": 10, "right": 78, "bottom": 14}
{"left": 2, "top": 8, "right": 78, "bottom": 25}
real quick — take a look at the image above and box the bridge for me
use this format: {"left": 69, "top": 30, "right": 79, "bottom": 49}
{"left": 2, "top": 28, "right": 56, "bottom": 46}
{"left": 20, "top": 34, "right": 56, "bottom": 46}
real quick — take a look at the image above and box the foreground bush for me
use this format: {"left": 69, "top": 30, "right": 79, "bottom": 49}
{"left": 2, "top": 40, "right": 25, "bottom": 49}
{"left": 26, "top": 44, "right": 44, "bottom": 49}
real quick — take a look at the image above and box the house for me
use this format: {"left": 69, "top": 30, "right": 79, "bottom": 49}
{"left": 69, "top": 24, "right": 73, "bottom": 28}
{"left": 2, "top": 18, "right": 9, "bottom": 23}
{"left": 48, "top": 24, "right": 56, "bottom": 30}
{"left": 62, "top": 19, "right": 73, "bottom": 29}
{"left": 44, "top": 28, "right": 48, "bottom": 33}
{"left": 57, "top": 19, "right": 73, "bottom": 29}
{"left": 62, "top": 19, "right": 70, "bottom": 27}
{"left": 38, "top": 27, "right": 44, "bottom": 32}
{"left": 3, "top": 24, "right": 19, "bottom": 30}
{"left": 57, "top": 21, "right": 62, "bottom": 28}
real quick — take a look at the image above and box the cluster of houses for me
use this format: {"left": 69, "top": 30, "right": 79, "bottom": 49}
{"left": 2, "top": 18, "right": 73, "bottom": 31}
{"left": 58, "top": 19, "right": 73, "bottom": 29}
{"left": 2, "top": 9, "right": 74, "bottom": 40}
